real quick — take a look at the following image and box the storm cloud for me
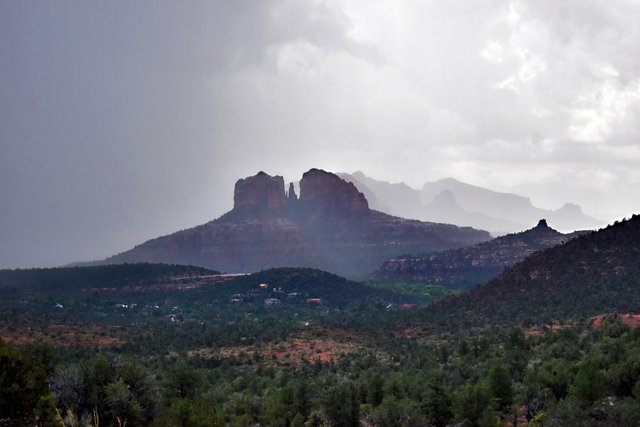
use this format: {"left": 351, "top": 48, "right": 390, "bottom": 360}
{"left": 1, "top": 0, "right": 639, "bottom": 268}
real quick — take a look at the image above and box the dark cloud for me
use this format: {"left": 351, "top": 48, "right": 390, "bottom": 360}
{"left": 1, "top": 0, "right": 639, "bottom": 268}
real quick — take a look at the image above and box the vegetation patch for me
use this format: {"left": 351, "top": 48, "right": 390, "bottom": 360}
{"left": 188, "top": 327, "right": 386, "bottom": 366}
{"left": 0, "top": 321, "right": 129, "bottom": 348}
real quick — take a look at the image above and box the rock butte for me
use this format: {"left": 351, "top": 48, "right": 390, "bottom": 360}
{"left": 104, "top": 169, "right": 491, "bottom": 278}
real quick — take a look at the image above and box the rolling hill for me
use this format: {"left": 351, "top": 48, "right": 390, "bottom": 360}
{"left": 0, "top": 263, "right": 217, "bottom": 293}
{"left": 375, "top": 219, "right": 587, "bottom": 288}
{"left": 421, "top": 214, "right": 640, "bottom": 329}
{"left": 190, "top": 267, "right": 409, "bottom": 308}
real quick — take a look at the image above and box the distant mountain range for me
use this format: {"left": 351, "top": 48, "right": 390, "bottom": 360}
{"left": 339, "top": 171, "right": 605, "bottom": 234}
{"left": 97, "top": 169, "right": 489, "bottom": 278}
{"left": 421, "top": 214, "right": 640, "bottom": 328}
{"left": 374, "top": 219, "right": 587, "bottom": 288}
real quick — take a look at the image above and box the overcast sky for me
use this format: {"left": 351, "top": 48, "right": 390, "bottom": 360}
{"left": 1, "top": 0, "right": 639, "bottom": 268}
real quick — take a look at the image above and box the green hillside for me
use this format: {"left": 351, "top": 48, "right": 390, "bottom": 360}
{"left": 0, "top": 263, "right": 218, "bottom": 293}
{"left": 187, "top": 267, "right": 413, "bottom": 307}
{"left": 422, "top": 214, "right": 640, "bottom": 329}
{"left": 374, "top": 219, "right": 587, "bottom": 288}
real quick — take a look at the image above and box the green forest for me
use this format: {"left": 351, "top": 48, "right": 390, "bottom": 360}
{"left": 2, "top": 214, "right": 640, "bottom": 426}
{"left": 1, "top": 263, "right": 640, "bottom": 426}
{"left": 4, "top": 305, "right": 640, "bottom": 426}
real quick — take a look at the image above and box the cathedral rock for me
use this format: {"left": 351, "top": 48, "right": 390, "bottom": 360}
{"left": 103, "top": 169, "right": 490, "bottom": 278}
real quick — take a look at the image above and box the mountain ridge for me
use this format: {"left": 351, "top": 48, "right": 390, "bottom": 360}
{"left": 418, "top": 213, "right": 640, "bottom": 329}
{"left": 339, "top": 171, "right": 604, "bottom": 234}
{"left": 100, "top": 169, "right": 490, "bottom": 278}
{"left": 374, "top": 219, "right": 589, "bottom": 288}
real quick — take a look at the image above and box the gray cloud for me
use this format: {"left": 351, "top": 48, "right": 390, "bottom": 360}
{"left": 1, "top": 0, "right": 639, "bottom": 268}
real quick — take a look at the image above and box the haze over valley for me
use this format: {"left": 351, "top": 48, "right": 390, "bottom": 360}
{"left": 2, "top": 2, "right": 640, "bottom": 426}
{"left": 2, "top": 1, "right": 639, "bottom": 269}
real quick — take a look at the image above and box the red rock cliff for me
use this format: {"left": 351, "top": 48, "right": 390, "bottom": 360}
{"left": 106, "top": 168, "right": 491, "bottom": 278}
{"left": 299, "top": 168, "right": 369, "bottom": 217}
{"left": 233, "top": 171, "right": 286, "bottom": 214}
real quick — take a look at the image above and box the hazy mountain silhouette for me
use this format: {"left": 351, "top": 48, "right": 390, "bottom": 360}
{"left": 338, "top": 171, "right": 425, "bottom": 220}
{"left": 421, "top": 178, "right": 604, "bottom": 232}
{"left": 99, "top": 169, "right": 490, "bottom": 278}
{"left": 422, "top": 189, "right": 527, "bottom": 233}
{"left": 339, "top": 172, "right": 604, "bottom": 234}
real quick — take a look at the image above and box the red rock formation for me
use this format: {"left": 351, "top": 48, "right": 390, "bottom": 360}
{"left": 299, "top": 168, "right": 368, "bottom": 218}
{"left": 233, "top": 171, "right": 285, "bottom": 214}
{"left": 287, "top": 182, "right": 298, "bottom": 201}
{"left": 104, "top": 169, "right": 491, "bottom": 278}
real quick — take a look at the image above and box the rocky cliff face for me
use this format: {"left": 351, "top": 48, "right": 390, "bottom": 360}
{"left": 374, "top": 219, "right": 589, "bottom": 287}
{"left": 287, "top": 182, "right": 297, "bottom": 201}
{"left": 299, "top": 168, "right": 369, "bottom": 219}
{"left": 104, "top": 169, "right": 491, "bottom": 278}
{"left": 233, "top": 171, "right": 286, "bottom": 215}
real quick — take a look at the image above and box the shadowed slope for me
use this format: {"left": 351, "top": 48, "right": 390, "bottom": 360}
{"left": 420, "top": 214, "right": 640, "bottom": 329}
{"left": 375, "top": 219, "right": 588, "bottom": 288}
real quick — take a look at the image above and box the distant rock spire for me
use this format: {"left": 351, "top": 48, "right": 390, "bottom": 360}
{"left": 536, "top": 219, "right": 549, "bottom": 228}
{"left": 288, "top": 182, "right": 298, "bottom": 201}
